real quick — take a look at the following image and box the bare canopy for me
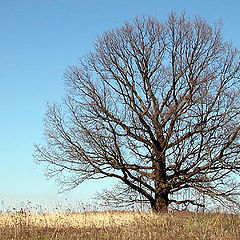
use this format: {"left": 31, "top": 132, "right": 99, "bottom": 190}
{"left": 34, "top": 13, "right": 240, "bottom": 212}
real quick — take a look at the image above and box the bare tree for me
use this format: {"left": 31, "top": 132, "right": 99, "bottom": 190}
{"left": 34, "top": 13, "right": 240, "bottom": 212}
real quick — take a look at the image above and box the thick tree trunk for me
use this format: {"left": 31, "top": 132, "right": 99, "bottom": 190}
{"left": 151, "top": 193, "right": 169, "bottom": 212}
{"left": 152, "top": 147, "right": 169, "bottom": 213}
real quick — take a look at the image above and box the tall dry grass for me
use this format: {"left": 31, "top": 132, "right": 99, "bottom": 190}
{"left": 0, "top": 210, "right": 239, "bottom": 239}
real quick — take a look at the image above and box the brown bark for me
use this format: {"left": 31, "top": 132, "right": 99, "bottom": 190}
{"left": 152, "top": 146, "right": 169, "bottom": 212}
{"left": 151, "top": 193, "right": 169, "bottom": 213}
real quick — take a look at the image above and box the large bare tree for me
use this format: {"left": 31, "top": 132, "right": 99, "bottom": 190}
{"left": 34, "top": 13, "right": 240, "bottom": 212}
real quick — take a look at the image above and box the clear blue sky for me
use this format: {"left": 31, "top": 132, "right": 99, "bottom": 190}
{"left": 0, "top": 0, "right": 239, "bottom": 209}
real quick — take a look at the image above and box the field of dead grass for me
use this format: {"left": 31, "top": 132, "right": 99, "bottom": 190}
{"left": 0, "top": 210, "right": 239, "bottom": 239}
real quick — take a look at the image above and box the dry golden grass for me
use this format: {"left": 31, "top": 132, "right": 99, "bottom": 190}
{"left": 0, "top": 210, "right": 239, "bottom": 239}
{"left": 0, "top": 211, "right": 140, "bottom": 229}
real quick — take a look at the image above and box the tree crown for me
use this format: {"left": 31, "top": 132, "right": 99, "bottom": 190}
{"left": 34, "top": 13, "right": 240, "bottom": 212}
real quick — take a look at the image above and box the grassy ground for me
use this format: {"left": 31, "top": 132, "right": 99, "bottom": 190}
{"left": 0, "top": 211, "right": 239, "bottom": 240}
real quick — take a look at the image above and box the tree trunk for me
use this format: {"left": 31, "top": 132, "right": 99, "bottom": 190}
{"left": 151, "top": 193, "right": 169, "bottom": 213}
{"left": 152, "top": 148, "right": 168, "bottom": 213}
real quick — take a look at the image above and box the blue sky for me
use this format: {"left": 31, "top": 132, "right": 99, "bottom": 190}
{"left": 0, "top": 0, "right": 239, "bottom": 209}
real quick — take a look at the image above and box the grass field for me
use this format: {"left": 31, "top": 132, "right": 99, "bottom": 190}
{"left": 0, "top": 210, "right": 239, "bottom": 240}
